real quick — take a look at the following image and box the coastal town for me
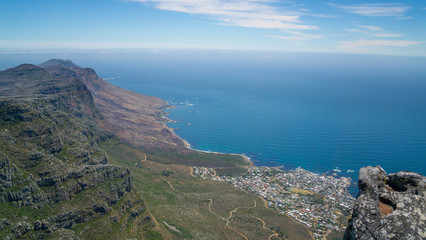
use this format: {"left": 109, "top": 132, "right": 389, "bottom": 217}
{"left": 192, "top": 165, "right": 356, "bottom": 239}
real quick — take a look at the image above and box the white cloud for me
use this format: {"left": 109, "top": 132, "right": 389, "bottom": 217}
{"left": 0, "top": 40, "right": 223, "bottom": 50}
{"left": 338, "top": 39, "right": 422, "bottom": 52}
{"left": 369, "top": 33, "right": 402, "bottom": 38}
{"left": 394, "top": 16, "right": 413, "bottom": 20}
{"left": 347, "top": 25, "right": 402, "bottom": 38}
{"left": 266, "top": 30, "right": 321, "bottom": 41}
{"left": 329, "top": 3, "right": 410, "bottom": 17}
{"left": 360, "top": 25, "right": 382, "bottom": 31}
{"left": 127, "top": 0, "right": 317, "bottom": 30}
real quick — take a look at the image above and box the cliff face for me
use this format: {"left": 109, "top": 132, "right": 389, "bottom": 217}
{"left": 0, "top": 64, "right": 156, "bottom": 239}
{"left": 42, "top": 59, "right": 187, "bottom": 151}
{"left": 344, "top": 166, "right": 425, "bottom": 240}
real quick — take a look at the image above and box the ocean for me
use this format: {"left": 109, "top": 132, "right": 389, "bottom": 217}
{"left": 2, "top": 50, "right": 426, "bottom": 194}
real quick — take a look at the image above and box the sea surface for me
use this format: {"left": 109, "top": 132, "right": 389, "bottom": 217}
{"left": 2, "top": 50, "right": 426, "bottom": 194}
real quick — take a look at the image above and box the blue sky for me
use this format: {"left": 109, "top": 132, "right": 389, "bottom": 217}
{"left": 0, "top": 0, "right": 425, "bottom": 56}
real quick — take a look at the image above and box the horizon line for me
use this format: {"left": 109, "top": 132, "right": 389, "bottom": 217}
{"left": 1, "top": 47, "right": 425, "bottom": 58}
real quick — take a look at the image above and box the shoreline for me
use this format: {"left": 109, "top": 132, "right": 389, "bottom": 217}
{"left": 162, "top": 102, "right": 253, "bottom": 165}
{"left": 160, "top": 103, "right": 356, "bottom": 183}
{"left": 179, "top": 137, "right": 253, "bottom": 165}
{"left": 167, "top": 123, "right": 360, "bottom": 195}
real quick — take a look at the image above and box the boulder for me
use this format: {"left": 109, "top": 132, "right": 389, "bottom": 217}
{"left": 344, "top": 166, "right": 425, "bottom": 240}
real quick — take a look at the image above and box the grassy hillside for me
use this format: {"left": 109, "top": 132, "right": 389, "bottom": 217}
{"left": 0, "top": 64, "right": 159, "bottom": 239}
{"left": 146, "top": 149, "right": 247, "bottom": 168}
{"left": 105, "top": 139, "right": 314, "bottom": 240}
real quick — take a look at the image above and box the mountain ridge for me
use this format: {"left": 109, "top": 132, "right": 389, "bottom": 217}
{"left": 40, "top": 59, "right": 188, "bottom": 151}
{"left": 0, "top": 62, "right": 160, "bottom": 239}
{"left": 39, "top": 59, "right": 80, "bottom": 68}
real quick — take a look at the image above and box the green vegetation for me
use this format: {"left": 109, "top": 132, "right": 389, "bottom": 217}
{"left": 0, "top": 64, "right": 158, "bottom": 239}
{"left": 145, "top": 149, "right": 247, "bottom": 167}
{"left": 105, "top": 140, "right": 314, "bottom": 240}
{"left": 214, "top": 166, "right": 249, "bottom": 176}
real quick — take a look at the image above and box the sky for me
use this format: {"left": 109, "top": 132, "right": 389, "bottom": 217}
{"left": 0, "top": 0, "right": 425, "bottom": 56}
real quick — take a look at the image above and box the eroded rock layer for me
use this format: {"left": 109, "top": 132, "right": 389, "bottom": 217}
{"left": 344, "top": 166, "right": 425, "bottom": 240}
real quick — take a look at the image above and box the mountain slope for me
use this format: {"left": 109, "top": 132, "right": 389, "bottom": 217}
{"left": 41, "top": 60, "right": 248, "bottom": 168}
{"left": 41, "top": 61, "right": 187, "bottom": 151}
{"left": 0, "top": 64, "right": 159, "bottom": 239}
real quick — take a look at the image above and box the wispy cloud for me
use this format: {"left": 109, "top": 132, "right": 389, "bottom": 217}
{"left": 393, "top": 16, "right": 413, "bottom": 20}
{"left": 0, "top": 40, "right": 225, "bottom": 50}
{"left": 360, "top": 25, "right": 382, "bottom": 31}
{"left": 329, "top": 3, "right": 410, "bottom": 17}
{"left": 347, "top": 25, "right": 402, "bottom": 38}
{"left": 127, "top": 0, "right": 317, "bottom": 30}
{"left": 266, "top": 30, "right": 321, "bottom": 41}
{"left": 338, "top": 39, "right": 422, "bottom": 52}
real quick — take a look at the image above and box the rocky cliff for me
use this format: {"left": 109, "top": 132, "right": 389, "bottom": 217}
{"left": 0, "top": 64, "right": 158, "bottom": 239}
{"left": 41, "top": 59, "right": 187, "bottom": 151}
{"left": 344, "top": 166, "right": 425, "bottom": 240}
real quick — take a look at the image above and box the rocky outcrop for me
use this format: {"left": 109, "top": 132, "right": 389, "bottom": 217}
{"left": 344, "top": 166, "right": 425, "bottom": 240}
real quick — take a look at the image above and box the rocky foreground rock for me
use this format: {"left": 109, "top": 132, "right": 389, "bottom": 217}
{"left": 344, "top": 166, "right": 425, "bottom": 240}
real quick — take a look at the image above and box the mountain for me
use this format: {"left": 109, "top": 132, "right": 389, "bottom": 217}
{"left": 39, "top": 60, "right": 247, "bottom": 168}
{"left": 8, "top": 59, "right": 423, "bottom": 240}
{"left": 40, "top": 60, "right": 187, "bottom": 151}
{"left": 344, "top": 166, "right": 425, "bottom": 240}
{"left": 38, "top": 59, "right": 80, "bottom": 68}
{"left": 0, "top": 64, "right": 159, "bottom": 239}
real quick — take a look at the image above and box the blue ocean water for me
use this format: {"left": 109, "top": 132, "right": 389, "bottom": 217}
{"left": 1, "top": 51, "right": 426, "bottom": 194}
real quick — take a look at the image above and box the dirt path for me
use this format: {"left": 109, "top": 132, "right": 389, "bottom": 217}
{"left": 141, "top": 153, "right": 147, "bottom": 163}
{"left": 219, "top": 223, "right": 231, "bottom": 240}
{"left": 161, "top": 177, "right": 275, "bottom": 240}
{"left": 159, "top": 177, "right": 315, "bottom": 240}
{"left": 245, "top": 213, "right": 284, "bottom": 240}
{"left": 226, "top": 221, "right": 249, "bottom": 240}
{"left": 170, "top": 176, "right": 314, "bottom": 240}
{"left": 323, "top": 229, "right": 332, "bottom": 240}
{"left": 205, "top": 198, "right": 249, "bottom": 239}
{"left": 260, "top": 197, "right": 270, "bottom": 209}
{"left": 257, "top": 196, "right": 314, "bottom": 240}
{"left": 160, "top": 177, "right": 186, "bottom": 195}
{"left": 226, "top": 200, "right": 257, "bottom": 219}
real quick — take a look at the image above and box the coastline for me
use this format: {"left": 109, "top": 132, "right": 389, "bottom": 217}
{"left": 160, "top": 102, "right": 357, "bottom": 197}
{"left": 159, "top": 102, "right": 362, "bottom": 199}
{"left": 161, "top": 103, "right": 253, "bottom": 165}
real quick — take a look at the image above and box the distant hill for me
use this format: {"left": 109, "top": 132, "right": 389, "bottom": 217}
{"left": 38, "top": 59, "right": 80, "bottom": 68}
